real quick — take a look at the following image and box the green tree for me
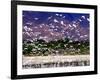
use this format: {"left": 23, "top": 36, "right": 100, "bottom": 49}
{"left": 23, "top": 45, "right": 33, "bottom": 55}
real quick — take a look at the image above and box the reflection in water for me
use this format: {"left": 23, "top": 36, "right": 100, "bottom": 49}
{"left": 23, "top": 60, "right": 90, "bottom": 69}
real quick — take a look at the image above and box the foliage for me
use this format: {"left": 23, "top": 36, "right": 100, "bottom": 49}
{"left": 23, "top": 38, "right": 89, "bottom": 56}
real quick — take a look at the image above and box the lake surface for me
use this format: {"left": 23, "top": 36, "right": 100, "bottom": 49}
{"left": 22, "top": 55, "right": 90, "bottom": 69}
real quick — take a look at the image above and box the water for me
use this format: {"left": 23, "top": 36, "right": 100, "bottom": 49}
{"left": 23, "top": 60, "right": 90, "bottom": 69}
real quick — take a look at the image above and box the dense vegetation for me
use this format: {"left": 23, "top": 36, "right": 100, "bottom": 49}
{"left": 23, "top": 38, "right": 89, "bottom": 56}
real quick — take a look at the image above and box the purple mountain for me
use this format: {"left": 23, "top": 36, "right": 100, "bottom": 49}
{"left": 23, "top": 14, "right": 89, "bottom": 42}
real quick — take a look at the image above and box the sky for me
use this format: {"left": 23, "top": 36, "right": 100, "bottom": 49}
{"left": 23, "top": 11, "right": 90, "bottom": 28}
